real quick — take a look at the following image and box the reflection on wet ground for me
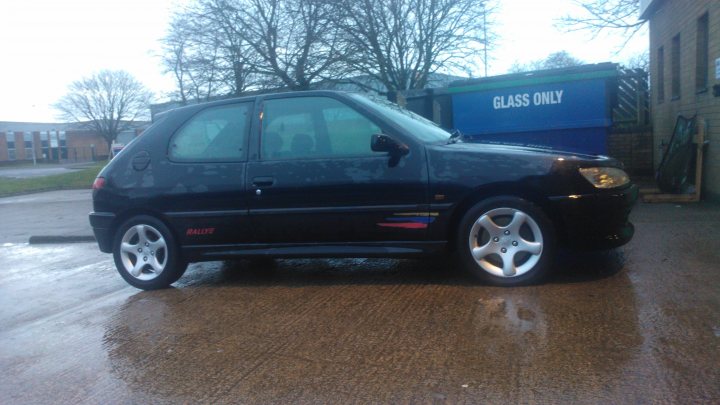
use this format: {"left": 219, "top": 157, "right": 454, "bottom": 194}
{"left": 1, "top": 202, "right": 720, "bottom": 404}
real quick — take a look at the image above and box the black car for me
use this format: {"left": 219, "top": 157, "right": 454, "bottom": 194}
{"left": 90, "top": 90, "right": 637, "bottom": 290}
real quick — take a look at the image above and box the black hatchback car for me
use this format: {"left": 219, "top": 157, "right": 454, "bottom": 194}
{"left": 90, "top": 90, "right": 637, "bottom": 290}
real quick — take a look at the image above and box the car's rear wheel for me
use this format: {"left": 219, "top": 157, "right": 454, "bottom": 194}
{"left": 112, "top": 215, "right": 187, "bottom": 290}
{"left": 457, "top": 196, "right": 555, "bottom": 286}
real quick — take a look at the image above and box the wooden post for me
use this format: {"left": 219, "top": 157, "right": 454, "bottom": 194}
{"left": 693, "top": 118, "right": 706, "bottom": 200}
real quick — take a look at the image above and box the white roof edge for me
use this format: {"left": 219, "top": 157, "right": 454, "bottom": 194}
{"left": 639, "top": 0, "right": 660, "bottom": 20}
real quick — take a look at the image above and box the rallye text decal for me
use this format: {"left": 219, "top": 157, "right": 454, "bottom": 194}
{"left": 186, "top": 227, "right": 215, "bottom": 236}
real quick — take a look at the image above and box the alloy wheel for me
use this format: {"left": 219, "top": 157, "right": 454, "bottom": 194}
{"left": 119, "top": 224, "right": 168, "bottom": 280}
{"left": 468, "top": 207, "right": 544, "bottom": 277}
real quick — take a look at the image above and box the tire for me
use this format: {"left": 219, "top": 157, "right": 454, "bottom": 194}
{"left": 112, "top": 215, "right": 187, "bottom": 290}
{"left": 457, "top": 196, "right": 555, "bottom": 286}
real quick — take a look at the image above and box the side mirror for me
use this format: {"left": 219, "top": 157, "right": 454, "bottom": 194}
{"left": 371, "top": 134, "right": 409, "bottom": 155}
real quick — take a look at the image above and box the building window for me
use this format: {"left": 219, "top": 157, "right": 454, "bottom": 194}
{"left": 6, "top": 132, "right": 16, "bottom": 160}
{"left": 23, "top": 132, "right": 33, "bottom": 160}
{"left": 59, "top": 131, "right": 68, "bottom": 159}
{"left": 696, "top": 12, "right": 709, "bottom": 92}
{"left": 671, "top": 34, "right": 681, "bottom": 100}
{"left": 40, "top": 131, "right": 49, "bottom": 159}
{"left": 657, "top": 46, "right": 665, "bottom": 103}
{"left": 49, "top": 130, "right": 58, "bottom": 160}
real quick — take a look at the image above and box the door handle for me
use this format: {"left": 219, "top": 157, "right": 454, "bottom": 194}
{"left": 252, "top": 176, "right": 275, "bottom": 187}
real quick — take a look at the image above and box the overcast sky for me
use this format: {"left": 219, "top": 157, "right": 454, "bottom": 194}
{"left": 0, "top": 0, "right": 648, "bottom": 122}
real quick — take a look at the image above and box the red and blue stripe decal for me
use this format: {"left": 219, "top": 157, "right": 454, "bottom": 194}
{"left": 377, "top": 212, "right": 438, "bottom": 229}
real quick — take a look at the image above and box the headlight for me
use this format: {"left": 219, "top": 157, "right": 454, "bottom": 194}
{"left": 578, "top": 167, "right": 630, "bottom": 189}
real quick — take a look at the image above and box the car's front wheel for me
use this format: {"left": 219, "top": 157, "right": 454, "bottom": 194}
{"left": 457, "top": 197, "right": 555, "bottom": 286}
{"left": 112, "top": 215, "right": 187, "bottom": 290}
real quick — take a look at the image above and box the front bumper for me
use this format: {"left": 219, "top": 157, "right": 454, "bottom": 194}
{"left": 548, "top": 184, "right": 638, "bottom": 249}
{"left": 89, "top": 212, "right": 116, "bottom": 253}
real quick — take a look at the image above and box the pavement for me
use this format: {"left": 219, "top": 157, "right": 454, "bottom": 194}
{"left": 0, "top": 189, "right": 93, "bottom": 244}
{"left": 0, "top": 199, "right": 719, "bottom": 403}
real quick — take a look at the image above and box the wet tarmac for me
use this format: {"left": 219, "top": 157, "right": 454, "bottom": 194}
{"left": 0, "top": 189, "right": 93, "bottom": 244}
{"left": 1, "top": 202, "right": 719, "bottom": 404}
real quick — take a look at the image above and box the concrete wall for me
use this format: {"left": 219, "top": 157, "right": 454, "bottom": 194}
{"left": 648, "top": 0, "right": 720, "bottom": 199}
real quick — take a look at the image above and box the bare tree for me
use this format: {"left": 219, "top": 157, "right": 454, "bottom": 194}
{"left": 624, "top": 50, "right": 649, "bottom": 71}
{"left": 201, "top": 0, "right": 344, "bottom": 91}
{"left": 508, "top": 51, "right": 584, "bottom": 73}
{"left": 542, "top": 51, "right": 585, "bottom": 69}
{"left": 333, "top": 0, "right": 495, "bottom": 92}
{"left": 161, "top": 0, "right": 497, "bottom": 97}
{"left": 162, "top": 1, "right": 262, "bottom": 103}
{"left": 54, "top": 70, "right": 152, "bottom": 155}
{"left": 559, "top": 0, "right": 644, "bottom": 47}
{"left": 162, "top": 16, "right": 215, "bottom": 103}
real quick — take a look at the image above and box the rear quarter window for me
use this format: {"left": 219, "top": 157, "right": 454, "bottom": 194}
{"left": 169, "top": 103, "right": 251, "bottom": 162}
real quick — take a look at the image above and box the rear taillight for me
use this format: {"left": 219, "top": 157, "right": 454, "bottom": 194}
{"left": 92, "top": 177, "right": 106, "bottom": 190}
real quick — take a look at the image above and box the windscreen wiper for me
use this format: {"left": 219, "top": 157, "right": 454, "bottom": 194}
{"left": 447, "top": 128, "right": 463, "bottom": 144}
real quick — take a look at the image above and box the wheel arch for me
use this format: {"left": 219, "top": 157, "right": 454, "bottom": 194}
{"left": 445, "top": 182, "right": 563, "bottom": 251}
{"left": 110, "top": 209, "right": 182, "bottom": 249}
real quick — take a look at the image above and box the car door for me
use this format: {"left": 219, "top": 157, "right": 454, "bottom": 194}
{"left": 245, "top": 94, "right": 429, "bottom": 244}
{"left": 157, "top": 101, "right": 253, "bottom": 246}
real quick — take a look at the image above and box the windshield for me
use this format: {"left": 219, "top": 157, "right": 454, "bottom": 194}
{"left": 348, "top": 93, "right": 451, "bottom": 143}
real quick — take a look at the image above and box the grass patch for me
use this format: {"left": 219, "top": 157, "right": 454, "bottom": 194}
{"left": 0, "top": 162, "right": 106, "bottom": 197}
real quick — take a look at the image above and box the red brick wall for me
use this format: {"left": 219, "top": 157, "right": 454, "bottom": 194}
{"left": 66, "top": 131, "right": 109, "bottom": 159}
{"left": 0, "top": 129, "right": 112, "bottom": 163}
{"left": 0, "top": 132, "right": 25, "bottom": 161}
{"left": 15, "top": 132, "right": 26, "bottom": 161}
{"left": 0, "top": 132, "right": 8, "bottom": 161}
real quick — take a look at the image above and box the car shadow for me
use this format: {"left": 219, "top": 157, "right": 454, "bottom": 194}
{"left": 550, "top": 248, "right": 627, "bottom": 284}
{"left": 177, "top": 248, "right": 628, "bottom": 288}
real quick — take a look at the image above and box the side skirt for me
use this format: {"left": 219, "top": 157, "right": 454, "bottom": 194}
{"left": 181, "top": 241, "right": 448, "bottom": 262}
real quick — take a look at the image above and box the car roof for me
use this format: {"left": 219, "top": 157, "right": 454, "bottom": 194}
{"left": 164, "top": 90, "right": 355, "bottom": 117}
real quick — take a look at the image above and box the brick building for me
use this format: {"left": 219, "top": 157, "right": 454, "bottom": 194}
{"left": 641, "top": 0, "right": 720, "bottom": 199}
{"left": 0, "top": 122, "right": 148, "bottom": 164}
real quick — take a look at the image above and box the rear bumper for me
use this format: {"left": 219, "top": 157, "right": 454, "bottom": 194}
{"left": 89, "top": 212, "right": 115, "bottom": 253}
{"left": 549, "top": 184, "right": 638, "bottom": 249}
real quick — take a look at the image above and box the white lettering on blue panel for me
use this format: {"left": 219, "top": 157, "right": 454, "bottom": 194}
{"left": 493, "top": 93, "right": 530, "bottom": 109}
{"left": 493, "top": 90, "right": 564, "bottom": 110}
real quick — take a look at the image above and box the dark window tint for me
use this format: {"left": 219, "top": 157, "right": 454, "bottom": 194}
{"left": 671, "top": 34, "right": 680, "bottom": 99}
{"left": 5, "top": 132, "right": 15, "bottom": 160}
{"left": 59, "top": 131, "right": 67, "bottom": 159}
{"left": 5, "top": 132, "right": 15, "bottom": 149}
{"left": 170, "top": 103, "right": 251, "bottom": 162}
{"left": 696, "top": 12, "right": 709, "bottom": 92}
{"left": 261, "top": 97, "right": 381, "bottom": 160}
{"left": 24, "top": 132, "right": 33, "bottom": 160}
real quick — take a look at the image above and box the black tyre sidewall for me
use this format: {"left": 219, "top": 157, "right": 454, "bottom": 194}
{"left": 112, "top": 215, "right": 187, "bottom": 290}
{"left": 457, "top": 196, "right": 555, "bottom": 286}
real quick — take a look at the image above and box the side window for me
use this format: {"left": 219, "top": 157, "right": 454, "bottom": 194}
{"left": 262, "top": 97, "right": 381, "bottom": 160}
{"left": 170, "top": 103, "right": 250, "bottom": 162}
{"left": 323, "top": 105, "right": 381, "bottom": 157}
